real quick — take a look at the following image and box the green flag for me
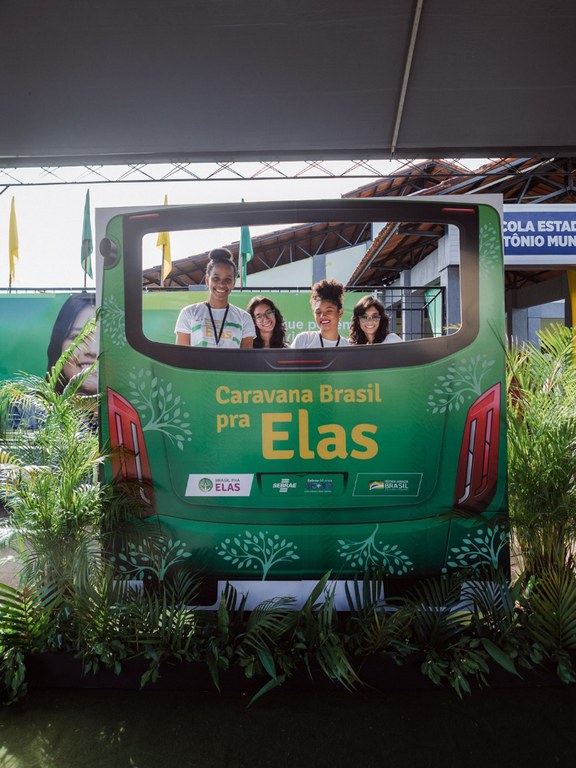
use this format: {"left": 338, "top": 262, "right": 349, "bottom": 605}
{"left": 238, "top": 198, "right": 253, "bottom": 286}
{"left": 239, "top": 223, "right": 253, "bottom": 287}
{"left": 81, "top": 190, "right": 93, "bottom": 279}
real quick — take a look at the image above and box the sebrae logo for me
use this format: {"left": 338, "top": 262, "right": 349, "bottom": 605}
{"left": 272, "top": 478, "right": 297, "bottom": 493}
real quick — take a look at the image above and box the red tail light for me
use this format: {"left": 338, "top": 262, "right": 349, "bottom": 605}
{"left": 107, "top": 387, "right": 155, "bottom": 511}
{"left": 454, "top": 383, "right": 501, "bottom": 512}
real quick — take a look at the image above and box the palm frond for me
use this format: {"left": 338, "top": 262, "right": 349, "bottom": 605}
{"left": 46, "top": 314, "right": 97, "bottom": 402}
{"left": 344, "top": 567, "right": 387, "bottom": 617}
{"left": 463, "top": 567, "right": 519, "bottom": 634}
{"left": 506, "top": 324, "right": 576, "bottom": 572}
{"left": 292, "top": 575, "right": 360, "bottom": 691}
{"left": 402, "top": 574, "right": 469, "bottom": 649}
{"left": 0, "top": 579, "right": 63, "bottom": 653}
{"left": 528, "top": 566, "right": 576, "bottom": 651}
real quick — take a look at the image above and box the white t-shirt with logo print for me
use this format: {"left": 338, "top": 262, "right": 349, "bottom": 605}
{"left": 175, "top": 303, "right": 256, "bottom": 348}
{"left": 290, "top": 331, "right": 349, "bottom": 348}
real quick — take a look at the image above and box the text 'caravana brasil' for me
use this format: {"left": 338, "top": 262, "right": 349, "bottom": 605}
{"left": 216, "top": 383, "right": 382, "bottom": 404}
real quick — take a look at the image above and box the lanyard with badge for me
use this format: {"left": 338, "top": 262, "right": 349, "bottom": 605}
{"left": 319, "top": 333, "right": 340, "bottom": 347}
{"left": 206, "top": 303, "right": 230, "bottom": 346}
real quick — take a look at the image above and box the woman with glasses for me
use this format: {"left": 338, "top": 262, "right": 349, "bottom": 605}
{"left": 246, "top": 296, "right": 288, "bottom": 348}
{"left": 349, "top": 296, "right": 401, "bottom": 345}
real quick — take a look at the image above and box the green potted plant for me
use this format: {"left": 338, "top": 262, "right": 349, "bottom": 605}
{"left": 506, "top": 323, "right": 576, "bottom": 572}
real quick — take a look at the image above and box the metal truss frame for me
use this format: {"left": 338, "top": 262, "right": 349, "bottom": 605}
{"left": 0, "top": 157, "right": 498, "bottom": 195}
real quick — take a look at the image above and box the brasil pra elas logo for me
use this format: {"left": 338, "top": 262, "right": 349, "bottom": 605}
{"left": 185, "top": 474, "right": 254, "bottom": 497}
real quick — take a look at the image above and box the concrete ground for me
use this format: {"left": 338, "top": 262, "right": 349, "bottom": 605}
{"left": 1, "top": 686, "right": 576, "bottom": 768}
{"left": 0, "top": 517, "right": 20, "bottom": 588}
{"left": 0, "top": 548, "right": 20, "bottom": 589}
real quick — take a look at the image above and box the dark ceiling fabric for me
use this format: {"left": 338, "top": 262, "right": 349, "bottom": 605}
{"left": 1, "top": 1, "right": 575, "bottom": 166}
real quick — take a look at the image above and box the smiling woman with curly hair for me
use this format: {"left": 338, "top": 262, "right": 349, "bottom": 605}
{"left": 291, "top": 279, "right": 349, "bottom": 348}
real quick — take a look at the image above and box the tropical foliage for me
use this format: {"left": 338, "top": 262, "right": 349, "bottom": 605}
{"left": 0, "top": 315, "right": 101, "bottom": 586}
{"left": 506, "top": 323, "right": 576, "bottom": 572}
{"left": 2, "top": 322, "right": 576, "bottom": 704}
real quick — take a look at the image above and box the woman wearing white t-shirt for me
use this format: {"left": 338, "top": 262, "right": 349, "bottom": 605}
{"left": 291, "top": 279, "right": 349, "bottom": 349}
{"left": 348, "top": 296, "right": 402, "bottom": 345}
{"left": 175, "top": 249, "right": 255, "bottom": 348}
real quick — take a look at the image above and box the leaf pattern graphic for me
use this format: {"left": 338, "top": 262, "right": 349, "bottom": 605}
{"left": 217, "top": 531, "right": 300, "bottom": 580}
{"left": 127, "top": 369, "right": 193, "bottom": 450}
{"left": 337, "top": 525, "right": 413, "bottom": 575}
{"left": 427, "top": 355, "right": 496, "bottom": 414}
{"left": 443, "top": 525, "right": 509, "bottom": 571}
{"left": 101, "top": 295, "right": 126, "bottom": 348}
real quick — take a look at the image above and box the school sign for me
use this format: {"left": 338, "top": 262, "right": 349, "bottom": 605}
{"left": 503, "top": 204, "right": 576, "bottom": 260}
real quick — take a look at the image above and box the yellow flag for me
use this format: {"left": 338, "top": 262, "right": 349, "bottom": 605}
{"left": 568, "top": 271, "right": 576, "bottom": 325}
{"left": 9, "top": 197, "right": 19, "bottom": 284}
{"left": 156, "top": 195, "right": 172, "bottom": 283}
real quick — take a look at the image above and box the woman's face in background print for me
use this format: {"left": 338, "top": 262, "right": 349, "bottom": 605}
{"left": 61, "top": 303, "right": 98, "bottom": 394}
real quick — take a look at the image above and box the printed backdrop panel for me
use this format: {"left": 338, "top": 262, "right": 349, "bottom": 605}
{"left": 0, "top": 294, "right": 73, "bottom": 380}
